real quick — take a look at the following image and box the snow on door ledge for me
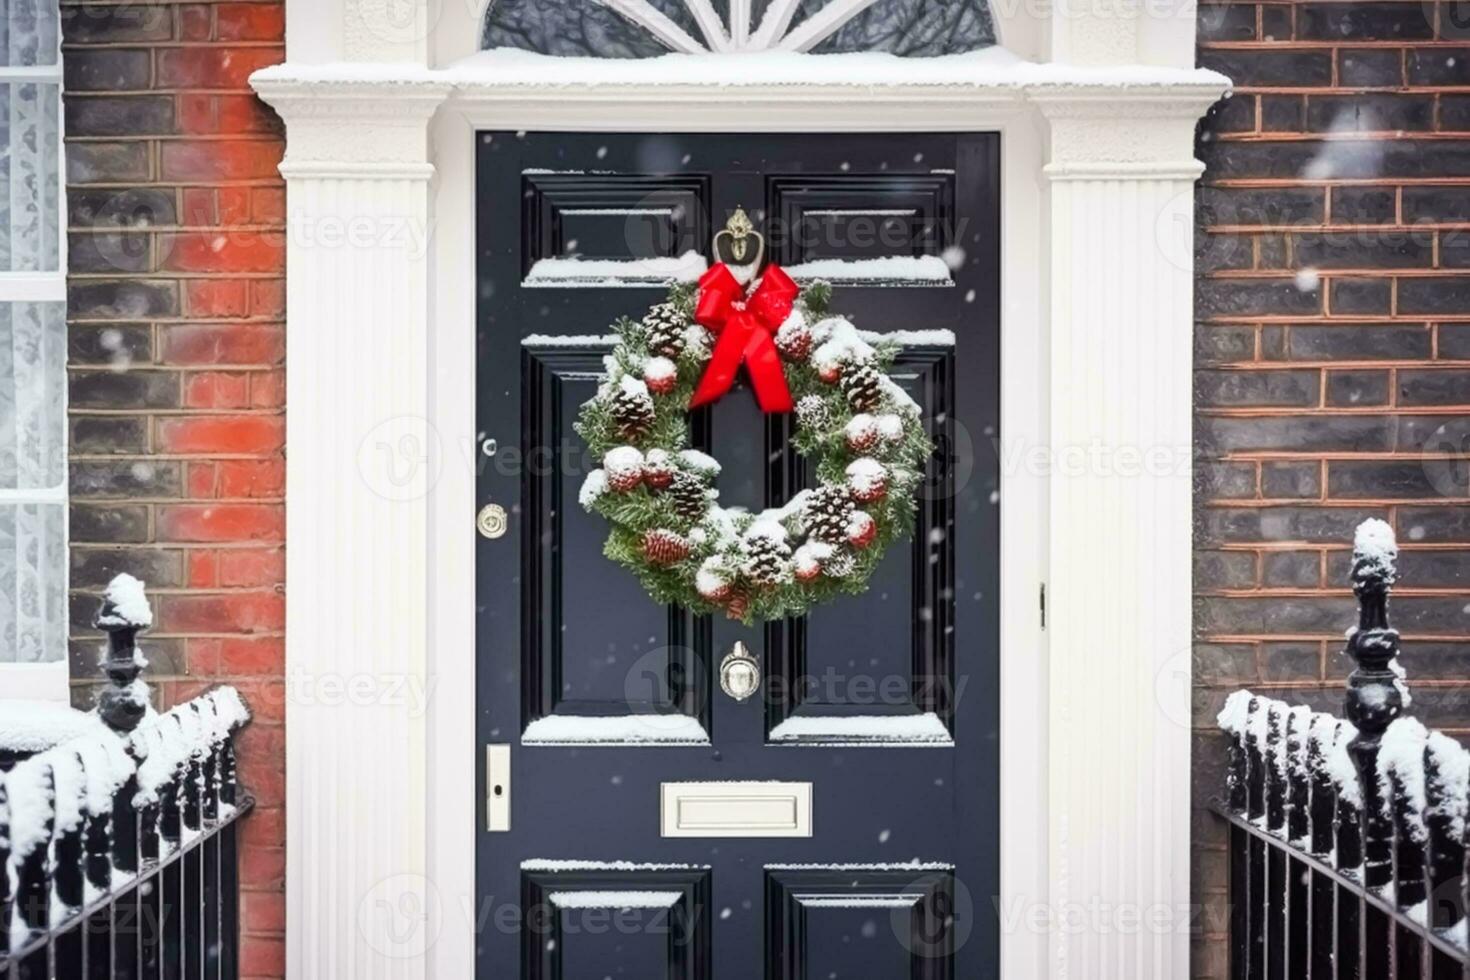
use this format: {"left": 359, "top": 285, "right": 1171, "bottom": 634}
{"left": 523, "top": 251, "right": 709, "bottom": 288}
{"left": 520, "top": 713, "right": 711, "bottom": 745}
{"left": 548, "top": 890, "right": 683, "bottom": 908}
{"left": 767, "top": 711, "right": 954, "bottom": 746}
{"left": 782, "top": 255, "right": 955, "bottom": 285}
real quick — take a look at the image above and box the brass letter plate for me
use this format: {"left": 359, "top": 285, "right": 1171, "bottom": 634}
{"left": 660, "top": 781, "right": 812, "bottom": 838}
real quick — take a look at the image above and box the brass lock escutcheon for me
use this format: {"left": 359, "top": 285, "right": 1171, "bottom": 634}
{"left": 719, "top": 641, "right": 761, "bottom": 702}
{"left": 477, "top": 503, "right": 508, "bottom": 540}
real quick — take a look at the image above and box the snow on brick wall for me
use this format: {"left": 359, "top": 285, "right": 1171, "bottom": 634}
{"left": 61, "top": 3, "right": 286, "bottom": 975}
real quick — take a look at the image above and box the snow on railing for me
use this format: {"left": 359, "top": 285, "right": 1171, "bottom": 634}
{"left": 1214, "top": 520, "right": 1470, "bottom": 971}
{"left": 0, "top": 576, "right": 253, "bottom": 973}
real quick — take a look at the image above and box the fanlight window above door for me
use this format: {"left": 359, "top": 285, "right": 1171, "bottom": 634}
{"left": 482, "top": 0, "right": 996, "bottom": 58}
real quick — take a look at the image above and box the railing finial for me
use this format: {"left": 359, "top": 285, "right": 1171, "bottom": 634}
{"left": 1344, "top": 517, "right": 1405, "bottom": 728}
{"left": 92, "top": 573, "right": 154, "bottom": 734}
{"left": 1344, "top": 517, "right": 1404, "bottom": 890}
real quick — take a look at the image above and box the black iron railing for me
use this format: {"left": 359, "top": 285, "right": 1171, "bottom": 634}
{"left": 0, "top": 576, "right": 252, "bottom": 979}
{"left": 1214, "top": 519, "right": 1470, "bottom": 979}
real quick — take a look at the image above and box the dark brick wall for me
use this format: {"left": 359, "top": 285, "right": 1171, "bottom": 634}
{"left": 1195, "top": 2, "right": 1470, "bottom": 975}
{"left": 61, "top": 3, "right": 286, "bottom": 976}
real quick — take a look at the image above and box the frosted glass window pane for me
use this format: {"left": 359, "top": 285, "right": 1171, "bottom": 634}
{"left": 0, "top": 0, "right": 59, "bottom": 67}
{"left": 0, "top": 503, "right": 65, "bottom": 664}
{"left": 0, "top": 82, "right": 62, "bottom": 272}
{"left": 0, "top": 302, "right": 66, "bottom": 490}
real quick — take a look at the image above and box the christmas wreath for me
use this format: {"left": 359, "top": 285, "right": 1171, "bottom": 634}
{"left": 575, "top": 262, "right": 933, "bottom": 624}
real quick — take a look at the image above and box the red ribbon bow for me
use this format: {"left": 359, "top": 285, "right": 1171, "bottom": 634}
{"left": 690, "top": 263, "right": 799, "bottom": 413}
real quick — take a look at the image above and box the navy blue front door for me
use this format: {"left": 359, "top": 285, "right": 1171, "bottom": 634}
{"left": 476, "top": 132, "right": 1000, "bottom": 979}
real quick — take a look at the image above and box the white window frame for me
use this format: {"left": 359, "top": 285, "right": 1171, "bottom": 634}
{"left": 0, "top": 12, "right": 70, "bottom": 699}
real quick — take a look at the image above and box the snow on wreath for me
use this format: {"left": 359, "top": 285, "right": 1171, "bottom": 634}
{"left": 572, "top": 273, "right": 947, "bottom": 624}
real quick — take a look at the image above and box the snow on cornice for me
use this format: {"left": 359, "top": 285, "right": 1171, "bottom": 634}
{"left": 251, "top": 49, "right": 1230, "bottom": 99}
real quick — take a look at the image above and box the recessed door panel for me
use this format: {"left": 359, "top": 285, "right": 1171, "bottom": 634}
{"left": 766, "top": 346, "right": 956, "bottom": 742}
{"left": 522, "top": 866, "right": 713, "bottom": 980}
{"left": 520, "top": 344, "right": 711, "bottom": 741}
{"left": 769, "top": 174, "right": 957, "bottom": 284}
{"left": 766, "top": 867, "right": 957, "bottom": 980}
{"left": 522, "top": 173, "right": 711, "bottom": 285}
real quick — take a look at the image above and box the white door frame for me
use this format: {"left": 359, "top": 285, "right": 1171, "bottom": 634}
{"left": 430, "top": 86, "right": 1048, "bottom": 980}
{"left": 255, "top": 13, "right": 1226, "bottom": 977}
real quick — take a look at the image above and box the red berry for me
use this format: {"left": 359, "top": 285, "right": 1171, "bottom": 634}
{"left": 643, "top": 356, "right": 678, "bottom": 395}
{"left": 847, "top": 511, "right": 877, "bottom": 548}
{"left": 699, "top": 580, "right": 732, "bottom": 602}
{"left": 607, "top": 468, "right": 643, "bottom": 492}
{"left": 846, "top": 459, "right": 888, "bottom": 504}
{"left": 818, "top": 363, "right": 842, "bottom": 384}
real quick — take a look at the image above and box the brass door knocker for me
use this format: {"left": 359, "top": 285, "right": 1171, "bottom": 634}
{"left": 713, "top": 206, "right": 766, "bottom": 271}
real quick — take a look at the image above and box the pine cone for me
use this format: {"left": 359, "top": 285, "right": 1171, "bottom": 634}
{"left": 740, "top": 533, "right": 792, "bottom": 589}
{"left": 644, "top": 302, "right": 688, "bottom": 359}
{"left": 841, "top": 362, "right": 883, "bottom": 413}
{"left": 802, "top": 485, "right": 854, "bottom": 544}
{"left": 643, "top": 529, "right": 691, "bottom": 565}
{"left": 611, "top": 382, "right": 656, "bottom": 439}
{"left": 824, "top": 549, "right": 857, "bottom": 578}
{"left": 668, "top": 471, "right": 709, "bottom": 522}
{"left": 723, "top": 586, "right": 750, "bottom": 621}
{"left": 795, "top": 395, "right": 835, "bottom": 435}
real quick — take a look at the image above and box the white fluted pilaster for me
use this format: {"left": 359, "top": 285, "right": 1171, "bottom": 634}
{"left": 1034, "top": 87, "right": 1222, "bottom": 979}
{"left": 252, "top": 78, "right": 450, "bottom": 979}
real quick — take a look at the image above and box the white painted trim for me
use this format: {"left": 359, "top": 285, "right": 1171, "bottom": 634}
{"left": 0, "top": 661, "right": 70, "bottom": 701}
{"left": 257, "top": 53, "right": 1224, "bottom": 980}
{"left": 749, "top": 0, "right": 805, "bottom": 49}
{"left": 685, "top": 0, "right": 733, "bottom": 52}
{"left": 777, "top": 0, "right": 885, "bottom": 52}
{"left": 0, "top": 65, "right": 62, "bottom": 83}
{"left": 729, "top": 0, "right": 752, "bottom": 48}
{"left": 0, "top": 273, "right": 65, "bottom": 302}
{"left": 1037, "top": 99, "right": 1206, "bottom": 979}
{"left": 0, "top": 486, "right": 66, "bottom": 505}
{"left": 251, "top": 77, "right": 445, "bottom": 979}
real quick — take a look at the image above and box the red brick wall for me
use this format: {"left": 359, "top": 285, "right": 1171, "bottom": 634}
{"left": 1194, "top": 2, "right": 1470, "bottom": 975}
{"left": 61, "top": 3, "right": 286, "bottom": 976}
